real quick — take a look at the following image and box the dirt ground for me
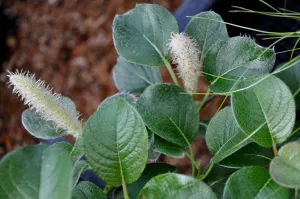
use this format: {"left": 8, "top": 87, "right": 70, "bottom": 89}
{"left": 0, "top": 0, "right": 229, "bottom": 173}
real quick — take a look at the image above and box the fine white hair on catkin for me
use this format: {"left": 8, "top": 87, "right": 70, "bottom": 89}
{"left": 7, "top": 70, "right": 82, "bottom": 137}
{"left": 168, "top": 32, "right": 202, "bottom": 93}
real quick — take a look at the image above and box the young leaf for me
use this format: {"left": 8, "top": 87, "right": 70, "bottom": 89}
{"left": 207, "top": 36, "right": 275, "bottom": 94}
{"left": 206, "top": 107, "right": 251, "bottom": 163}
{"left": 140, "top": 173, "right": 217, "bottom": 199}
{"left": 136, "top": 84, "right": 199, "bottom": 147}
{"left": 0, "top": 145, "right": 73, "bottom": 199}
{"left": 21, "top": 96, "right": 78, "bottom": 139}
{"left": 232, "top": 75, "right": 296, "bottom": 146}
{"left": 113, "top": 4, "right": 178, "bottom": 66}
{"left": 22, "top": 108, "right": 66, "bottom": 139}
{"left": 113, "top": 57, "right": 162, "bottom": 94}
{"left": 270, "top": 142, "right": 300, "bottom": 189}
{"left": 115, "top": 163, "right": 176, "bottom": 199}
{"left": 147, "top": 132, "right": 161, "bottom": 162}
{"left": 185, "top": 11, "right": 228, "bottom": 65}
{"left": 224, "top": 166, "right": 289, "bottom": 199}
{"left": 72, "top": 160, "right": 90, "bottom": 188}
{"left": 70, "top": 136, "right": 84, "bottom": 164}
{"left": 152, "top": 134, "right": 186, "bottom": 158}
{"left": 275, "top": 59, "right": 300, "bottom": 110}
{"left": 83, "top": 95, "right": 148, "bottom": 186}
{"left": 219, "top": 143, "right": 273, "bottom": 168}
{"left": 72, "top": 181, "right": 106, "bottom": 199}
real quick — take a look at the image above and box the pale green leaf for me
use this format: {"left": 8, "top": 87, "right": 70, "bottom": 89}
{"left": 270, "top": 142, "right": 300, "bottom": 189}
{"left": 0, "top": 145, "right": 72, "bottom": 199}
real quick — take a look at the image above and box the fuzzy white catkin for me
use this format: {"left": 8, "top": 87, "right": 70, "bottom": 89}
{"left": 168, "top": 32, "right": 202, "bottom": 93}
{"left": 8, "top": 70, "right": 82, "bottom": 137}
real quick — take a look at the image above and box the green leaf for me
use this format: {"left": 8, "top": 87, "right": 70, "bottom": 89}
{"left": 206, "top": 107, "right": 251, "bottom": 163}
{"left": 232, "top": 75, "right": 296, "bottom": 146}
{"left": 207, "top": 36, "right": 275, "bottom": 94}
{"left": 70, "top": 136, "right": 84, "bottom": 164}
{"left": 21, "top": 96, "right": 78, "bottom": 139}
{"left": 22, "top": 108, "right": 66, "bottom": 139}
{"left": 204, "top": 165, "right": 236, "bottom": 198}
{"left": 147, "top": 132, "right": 161, "bottom": 162}
{"left": 53, "top": 141, "right": 74, "bottom": 154}
{"left": 152, "top": 134, "right": 186, "bottom": 158}
{"left": 270, "top": 142, "right": 300, "bottom": 189}
{"left": 98, "top": 93, "right": 136, "bottom": 110}
{"left": 83, "top": 95, "right": 148, "bottom": 186}
{"left": 185, "top": 12, "right": 228, "bottom": 80}
{"left": 220, "top": 143, "right": 273, "bottom": 168}
{"left": 276, "top": 59, "right": 300, "bottom": 110}
{"left": 140, "top": 173, "right": 217, "bottom": 199}
{"left": 136, "top": 84, "right": 199, "bottom": 147}
{"left": 115, "top": 163, "right": 177, "bottom": 199}
{"left": 224, "top": 166, "right": 289, "bottom": 199}
{"left": 72, "top": 160, "right": 90, "bottom": 188}
{"left": 0, "top": 144, "right": 73, "bottom": 199}
{"left": 72, "top": 181, "right": 106, "bottom": 199}
{"left": 113, "top": 57, "right": 162, "bottom": 93}
{"left": 113, "top": 4, "right": 178, "bottom": 66}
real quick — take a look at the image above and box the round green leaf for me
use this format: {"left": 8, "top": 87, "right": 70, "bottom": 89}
{"left": 83, "top": 95, "right": 148, "bottom": 186}
{"left": 115, "top": 163, "right": 177, "bottom": 199}
{"left": 136, "top": 84, "right": 199, "bottom": 147}
{"left": 113, "top": 4, "right": 178, "bottom": 66}
{"left": 140, "top": 173, "right": 217, "bottom": 199}
{"left": 72, "top": 181, "right": 106, "bottom": 199}
{"left": 276, "top": 59, "right": 300, "bottom": 110}
{"left": 113, "top": 57, "right": 162, "bottom": 93}
{"left": 206, "top": 107, "right": 251, "bottom": 163}
{"left": 152, "top": 134, "right": 186, "bottom": 158}
{"left": 220, "top": 143, "right": 273, "bottom": 168}
{"left": 0, "top": 145, "right": 73, "bottom": 199}
{"left": 270, "top": 142, "right": 300, "bottom": 189}
{"left": 207, "top": 36, "right": 275, "bottom": 94}
{"left": 232, "top": 75, "right": 296, "bottom": 146}
{"left": 224, "top": 166, "right": 289, "bottom": 199}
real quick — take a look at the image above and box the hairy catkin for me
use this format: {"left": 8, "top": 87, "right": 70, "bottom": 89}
{"left": 8, "top": 70, "right": 82, "bottom": 137}
{"left": 168, "top": 32, "right": 202, "bottom": 93}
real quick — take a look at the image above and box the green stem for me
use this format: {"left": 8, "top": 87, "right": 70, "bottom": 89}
{"left": 199, "top": 163, "right": 214, "bottom": 180}
{"left": 162, "top": 57, "right": 180, "bottom": 86}
{"left": 271, "top": 136, "right": 278, "bottom": 156}
{"left": 198, "top": 88, "right": 211, "bottom": 111}
{"left": 122, "top": 179, "right": 130, "bottom": 199}
{"left": 188, "top": 145, "right": 197, "bottom": 177}
{"left": 295, "top": 189, "right": 298, "bottom": 199}
{"left": 103, "top": 185, "right": 114, "bottom": 196}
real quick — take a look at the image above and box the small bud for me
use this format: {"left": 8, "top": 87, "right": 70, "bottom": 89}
{"left": 168, "top": 32, "right": 202, "bottom": 93}
{"left": 8, "top": 70, "right": 82, "bottom": 137}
